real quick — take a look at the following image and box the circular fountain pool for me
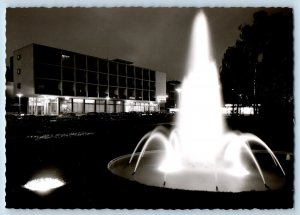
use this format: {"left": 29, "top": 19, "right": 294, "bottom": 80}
{"left": 108, "top": 150, "right": 288, "bottom": 192}
{"left": 108, "top": 11, "right": 291, "bottom": 194}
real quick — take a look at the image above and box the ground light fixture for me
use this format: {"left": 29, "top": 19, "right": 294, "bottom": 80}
{"left": 23, "top": 168, "right": 65, "bottom": 195}
{"left": 23, "top": 177, "right": 65, "bottom": 195}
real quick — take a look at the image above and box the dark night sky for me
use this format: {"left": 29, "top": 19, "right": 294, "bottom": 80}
{"left": 6, "top": 7, "right": 290, "bottom": 81}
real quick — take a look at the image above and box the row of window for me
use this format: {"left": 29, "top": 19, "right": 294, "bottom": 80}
{"left": 34, "top": 64, "right": 155, "bottom": 89}
{"left": 33, "top": 45, "right": 156, "bottom": 80}
{"left": 34, "top": 76, "right": 155, "bottom": 90}
{"left": 34, "top": 63, "right": 155, "bottom": 82}
{"left": 34, "top": 79, "right": 156, "bottom": 100}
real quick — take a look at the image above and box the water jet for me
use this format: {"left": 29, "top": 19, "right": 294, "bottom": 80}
{"left": 108, "top": 11, "right": 287, "bottom": 192}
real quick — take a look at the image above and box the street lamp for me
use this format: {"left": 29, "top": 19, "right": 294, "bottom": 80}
{"left": 16, "top": 93, "right": 23, "bottom": 115}
{"left": 104, "top": 96, "right": 110, "bottom": 113}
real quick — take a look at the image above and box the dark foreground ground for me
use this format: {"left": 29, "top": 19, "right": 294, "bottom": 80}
{"left": 5, "top": 112, "right": 294, "bottom": 209}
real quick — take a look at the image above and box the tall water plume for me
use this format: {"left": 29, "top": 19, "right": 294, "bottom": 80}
{"left": 177, "top": 12, "right": 225, "bottom": 166}
{"left": 108, "top": 10, "right": 286, "bottom": 192}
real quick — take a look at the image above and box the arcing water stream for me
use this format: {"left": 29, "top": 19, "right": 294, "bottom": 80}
{"left": 108, "top": 11, "right": 286, "bottom": 192}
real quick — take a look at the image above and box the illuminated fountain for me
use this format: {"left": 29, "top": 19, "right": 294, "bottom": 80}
{"left": 108, "top": 11, "right": 286, "bottom": 192}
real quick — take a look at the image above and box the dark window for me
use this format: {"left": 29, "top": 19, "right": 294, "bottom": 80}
{"left": 136, "top": 90, "right": 142, "bottom": 100}
{"left": 76, "top": 83, "right": 86, "bottom": 96}
{"left": 48, "top": 48, "right": 61, "bottom": 65}
{"left": 119, "top": 88, "right": 127, "bottom": 99}
{"left": 127, "top": 78, "right": 134, "bottom": 88}
{"left": 128, "top": 89, "right": 135, "bottom": 99}
{"left": 62, "top": 81, "right": 74, "bottom": 96}
{"left": 87, "top": 72, "right": 98, "bottom": 84}
{"left": 99, "top": 73, "right": 108, "bottom": 85}
{"left": 150, "top": 81, "right": 156, "bottom": 91}
{"left": 62, "top": 67, "right": 74, "bottom": 81}
{"left": 76, "top": 69, "right": 86, "bottom": 83}
{"left": 119, "top": 76, "right": 126, "bottom": 87}
{"left": 99, "top": 86, "right": 108, "bottom": 97}
{"left": 135, "top": 79, "right": 142, "bottom": 89}
{"left": 17, "top": 68, "right": 21, "bottom": 75}
{"left": 143, "top": 80, "right": 149, "bottom": 90}
{"left": 35, "top": 79, "right": 61, "bottom": 95}
{"left": 127, "top": 66, "right": 134, "bottom": 77}
{"left": 17, "top": 55, "right": 21, "bottom": 60}
{"left": 88, "top": 84, "right": 98, "bottom": 97}
{"left": 119, "top": 64, "right": 126, "bottom": 76}
{"left": 109, "top": 87, "right": 118, "bottom": 99}
{"left": 143, "top": 69, "right": 149, "bottom": 80}
{"left": 87, "top": 57, "right": 97, "bottom": 71}
{"left": 17, "top": 83, "right": 21, "bottom": 89}
{"left": 143, "top": 90, "right": 149, "bottom": 100}
{"left": 109, "top": 75, "right": 118, "bottom": 86}
{"left": 62, "top": 51, "right": 74, "bottom": 67}
{"left": 150, "top": 91, "right": 156, "bottom": 101}
{"left": 150, "top": 70, "right": 156, "bottom": 81}
{"left": 99, "top": 59, "right": 108, "bottom": 73}
{"left": 135, "top": 67, "right": 142, "bottom": 79}
{"left": 35, "top": 63, "right": 61, "bottom": 80}
{"left": 75, "top": 54, "right": 86, "bottom": 69}
{"left": 34, "top": 45, "right": 61, "bottom": 65}
{"left": 109, "top": 62, "right": 117, "bottom": 75}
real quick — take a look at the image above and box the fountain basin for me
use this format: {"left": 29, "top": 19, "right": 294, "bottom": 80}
{"left": 108, "top": 150, "right": 289, "bottom": 192}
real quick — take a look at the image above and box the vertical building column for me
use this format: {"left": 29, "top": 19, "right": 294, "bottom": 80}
{"left": 104, "top": 99, "right": 107, "bottom": 113}
{"left": 83, "top": 99, "right": 85, "bottom": 114}
{"left": 94, "top": 99, "right": 97, "bottom": 112}
{"left": 113, "top": 100, "right": 117, "bottom": 113}
{"left": 27, "top": 99, "right": 30, "bottom": 115}
{"left": 58, "top": 98, "right": 61, "bottom": 114}
{"left": 122, "top": 100, "right": 125, "bottom": 112}
{"left": 56, "top": 98, "right": 59, "bottom": 115}
{"left": 71, "top": 98, "right": 74, "bottom": 112}
{"left": 44, "top": 98, "right": 47, "bottom": 115}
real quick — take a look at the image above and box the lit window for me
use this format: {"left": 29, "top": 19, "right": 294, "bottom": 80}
{"left": 17, "top": 68, "right": 21, "bottom": 75}
{"left": 85, "top": 99, "right": 95, "bottom": 104}
{"left": 62, "top": 54, "right": 70, "bottom": 59}
{"left": 17, "top": 55, "right": 21, "bottom": 60}
{"left": 73, "top": 98, "right": 83, "bottom": 103}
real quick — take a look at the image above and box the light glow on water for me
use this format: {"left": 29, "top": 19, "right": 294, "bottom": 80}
{"left": 128, "top": 11, "right": 285, "bottom": 190}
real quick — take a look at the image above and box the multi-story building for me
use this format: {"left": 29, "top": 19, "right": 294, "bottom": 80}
{"left": 12, "top": 43, "right": 167, "bottom": 115}
{"left": 166, "top": 80, "right": 181, "bottom": 111}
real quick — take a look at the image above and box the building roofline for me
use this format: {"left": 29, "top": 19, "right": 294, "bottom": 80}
{"left": 14, "top": 43, "right": 160, "bottom": 72}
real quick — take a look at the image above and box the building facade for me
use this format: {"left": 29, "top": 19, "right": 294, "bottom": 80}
{"left": 13, "top": 44, "right": 166, "bottom": 115}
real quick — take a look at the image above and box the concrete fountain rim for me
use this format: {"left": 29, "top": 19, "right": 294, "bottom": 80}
{"left": 108, "top": 150, "right": 289, "bottom": 193}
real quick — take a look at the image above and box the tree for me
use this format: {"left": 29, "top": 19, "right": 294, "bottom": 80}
{"left": 220, "top": 10, "right": 293, "bottom": 116}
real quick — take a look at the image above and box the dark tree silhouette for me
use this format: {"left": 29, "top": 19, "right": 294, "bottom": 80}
{"left": 220, "top": 9, "right": 293, "bottom": 116}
